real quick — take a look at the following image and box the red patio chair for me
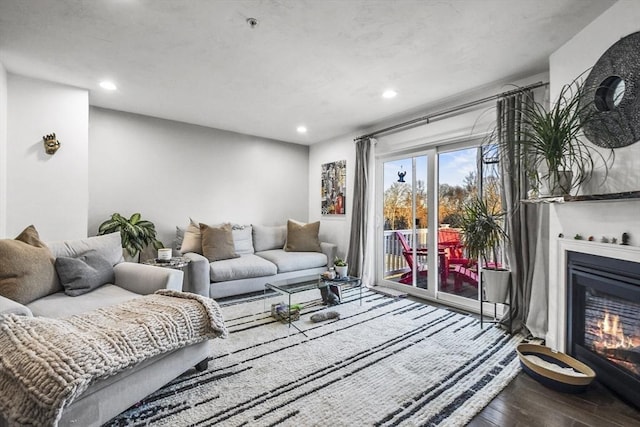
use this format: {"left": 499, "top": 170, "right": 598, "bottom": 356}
{"left": 438, "top": 228, "right": 472, "bottom": 278}
{"left": 394, "top": 231, "right": 428, "bottom": 285}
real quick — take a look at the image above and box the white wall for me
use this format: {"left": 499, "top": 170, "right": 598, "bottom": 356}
{"left": 89, "top": 107, "right": 310, "bottom": 246}
{"left": 547, "top": 1, "right": 640, "bottom": 256}
{"left": 308, "top": 134, "right": 357, "bottom": 258}
{"left": 0, "top": 63, "right": 7, "bottom": 237}
{"left": 5, "top": 74, "right": 88, "bottom": 240}
{"left": 545, "top": 0, "right": 640, "bottom": 348}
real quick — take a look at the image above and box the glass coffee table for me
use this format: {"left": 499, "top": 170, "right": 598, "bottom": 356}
{"left": 264, "top": 274, "right": 362, "bottom": 334}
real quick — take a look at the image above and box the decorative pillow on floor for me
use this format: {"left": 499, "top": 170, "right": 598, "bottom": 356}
{"left": 0, "top": 225, "right": 59, "bottom": 305}
{"left": 55, "top": 250, "right": 115, "bottom": 296}
{"left": 200, "top": 223, "right": 240, "bottom": 262}
{"left": 284, "top": 219, "right": 321, "bottom": 252}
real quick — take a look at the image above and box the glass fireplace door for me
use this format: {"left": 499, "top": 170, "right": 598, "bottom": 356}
{"left": 567, "top": 251, "right": 640, "bottom": 408}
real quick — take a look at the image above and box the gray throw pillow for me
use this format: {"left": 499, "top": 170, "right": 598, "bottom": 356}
{"left": 252, "top": 224, "right": 287, "bottom": 252}
{"left": 55, "top": 250, "right": 115, "bottom": 297}
{"left": 200, "top": 223, "right": 240, "bottom": 262}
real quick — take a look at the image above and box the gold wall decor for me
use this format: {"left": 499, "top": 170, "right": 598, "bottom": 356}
{"left": 43, "top": 133, "right": 61, "bottom": 155}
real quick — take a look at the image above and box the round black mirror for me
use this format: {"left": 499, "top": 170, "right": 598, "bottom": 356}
{"left": 580, "top": 31, "right": 640, "bottom": 148}
{"left": 595, "top": 76, "right": 625, "bottom": 112}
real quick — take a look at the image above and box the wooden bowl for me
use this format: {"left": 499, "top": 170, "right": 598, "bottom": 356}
{"left": 517, "top": 343, "right": 596, "bottom": 393}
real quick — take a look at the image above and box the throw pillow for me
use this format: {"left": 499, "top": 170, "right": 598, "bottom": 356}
{"left": 252, "top": 224, "right": 287, "bottom": 252}
{"left": 175, "top": 225, "right": 185, "bottom": 251}
{"left": 180, "top": 218, "right": 202, "bottom": 254}
{"left": 200, "top": 223, "right": 240, "bottom": 262}
{"left": 55, "top": 250, "right": 115, "bottom": 297}
{"left": 284, "top": 220, "right": 322, "bottom": 252}
{"left": 0, "top": 225, "right": 59, "bottom": 305}
{"left": 47, "top": 232, "right": 124, "bottom": 266}
{"left": 232, "top": 225, "right": 255, "bottom": 255}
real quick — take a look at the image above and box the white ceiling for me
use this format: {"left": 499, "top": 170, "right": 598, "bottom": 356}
{"left": 0, "top": 0, "right": 615, "bottom": 145}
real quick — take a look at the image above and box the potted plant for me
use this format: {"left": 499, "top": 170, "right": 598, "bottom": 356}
{"left": 507, "top": 78, "right": 616, "bottom": 196}
{"left": 333, "top": 256, "right": 349, "bottom": 278}
{"left": 460, "top": 195, "right": 510, "bottom": 303}
{"left": 98, "top": 213, "right": 164, "bottom": 262}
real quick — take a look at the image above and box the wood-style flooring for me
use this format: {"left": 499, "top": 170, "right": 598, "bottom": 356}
{"left": 399, "top": 293, "right": 640, "bottom": 426}
{"left": 469, "top": 370, "right": 640, "bottom": 426}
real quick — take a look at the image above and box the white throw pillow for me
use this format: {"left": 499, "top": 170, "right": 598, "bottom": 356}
{"left": 232, "top": 225, "right": 254, "bottom": 254}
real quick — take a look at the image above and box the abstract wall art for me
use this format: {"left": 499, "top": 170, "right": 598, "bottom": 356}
{"left": 321, "top": 160, "right": 346, "bottom": 215}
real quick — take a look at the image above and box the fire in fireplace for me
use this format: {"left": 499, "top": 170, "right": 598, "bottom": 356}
{"left": 567, "top": 251, "right": 640, "bottom": 409}
{"left": 585, "top": 297, "right": 640, "bottom": 377}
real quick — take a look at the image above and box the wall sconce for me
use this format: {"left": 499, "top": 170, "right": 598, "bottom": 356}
{"left": 43, "top": 133, "right": 61, "bottom": 155}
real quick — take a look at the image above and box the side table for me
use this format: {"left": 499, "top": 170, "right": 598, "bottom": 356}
{"left": 142, "top": 256, "right": 191, "bottom": 271}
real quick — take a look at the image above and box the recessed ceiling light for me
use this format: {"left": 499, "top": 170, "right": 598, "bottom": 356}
{"left": 382, "top": 89, "right": 397, "bottom": 99}
{"left": 296, "top": 125, "right": 307, "bottom": 134}
{"left": 99, "top": 81, "right": 117, "bottom": 91}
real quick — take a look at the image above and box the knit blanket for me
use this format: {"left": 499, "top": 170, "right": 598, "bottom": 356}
{"left": 0, "top": 290, "right": 228, "bottom": 427}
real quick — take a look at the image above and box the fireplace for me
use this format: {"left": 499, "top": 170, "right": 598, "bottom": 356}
{"left": 566, "top": 251, "right": 640, "bottom": 408}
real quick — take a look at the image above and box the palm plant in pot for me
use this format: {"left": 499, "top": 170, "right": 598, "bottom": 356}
{"left": 512, "top": 78, "right": 615, "bottom": 196}
{"left": 460, "top": 195, "right": 510, "bottom": 303}
{"left": 98, "top": 213, "right": 164, "bottom": 262}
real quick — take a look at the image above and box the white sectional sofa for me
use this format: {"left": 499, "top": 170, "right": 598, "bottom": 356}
{"left": 178, "top": 221, "right": 337, "bottom": 299}
{"left": 0, "top": 229, "right": 217, "bottom": 427}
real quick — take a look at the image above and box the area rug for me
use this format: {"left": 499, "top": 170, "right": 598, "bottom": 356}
{"left": 107, "top": 287, "right": 522, "bottom": 426}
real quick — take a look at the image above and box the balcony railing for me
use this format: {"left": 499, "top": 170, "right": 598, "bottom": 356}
{"left": 383, "top": 228, "right": 428, "bottom": 277}
{"left": 382, "top": 228, "right": 505, "bottom": 283}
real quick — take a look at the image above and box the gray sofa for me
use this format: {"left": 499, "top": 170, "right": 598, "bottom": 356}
{"left": 179, "top": 223, "right": 337, "bottom": 299}
{"left": 0, "top": 232, "right": 212, "bottom": 427}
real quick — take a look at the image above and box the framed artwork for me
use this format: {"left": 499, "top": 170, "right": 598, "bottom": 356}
{"left": 321, "top": 160, "right": 346, "bottom": 215}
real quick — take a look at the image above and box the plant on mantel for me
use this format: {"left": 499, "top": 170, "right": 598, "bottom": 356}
{"left": 98, "top": 213, "right": 164, "bottom": 261}
{"left": 499, "top": 76, "right": 620, "bottom": 197}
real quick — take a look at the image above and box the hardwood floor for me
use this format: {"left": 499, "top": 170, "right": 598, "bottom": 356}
{"left": 469, "top": 371, "right": 640, "bottom": 426}
{"left": 398, "top": 293, "right": 640, "bottom": 426}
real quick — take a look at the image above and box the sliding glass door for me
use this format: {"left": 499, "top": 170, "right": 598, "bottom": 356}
{"left": 437, "top": 147, "right": 479, "bottom": 303}
{"left": 379, "top": 141, "right": 502, "bottom": 311}
{"left": 381, "top": 155, "right": 429, "bottom": 291}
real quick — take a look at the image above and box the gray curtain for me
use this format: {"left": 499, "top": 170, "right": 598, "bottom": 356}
{"left": 497, "top": 91, "right": 541, "bottom": 335}
{"left": 346, "top": 137, "right": 372, "bottom": 279}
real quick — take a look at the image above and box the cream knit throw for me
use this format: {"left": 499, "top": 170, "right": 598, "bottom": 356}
{"left": 0, "top": 290, "right": 227, "bottom": 427}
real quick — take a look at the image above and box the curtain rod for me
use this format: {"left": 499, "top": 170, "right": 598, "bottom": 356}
{"left": 354, "top": 80, "right": 548, "bottom": 141}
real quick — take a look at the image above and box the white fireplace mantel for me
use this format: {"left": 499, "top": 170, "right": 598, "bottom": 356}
{"left": 547, "top": 238, "right": 640, "bottom": 351}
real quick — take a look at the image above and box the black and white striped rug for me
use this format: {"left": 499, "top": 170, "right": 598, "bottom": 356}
{"left": 107, "top": 287, "right": 522, "bottom": 426}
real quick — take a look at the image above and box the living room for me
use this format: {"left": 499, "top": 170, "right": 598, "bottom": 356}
{"left": 1, "top": 1, "right": 640, "bottom": 426}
